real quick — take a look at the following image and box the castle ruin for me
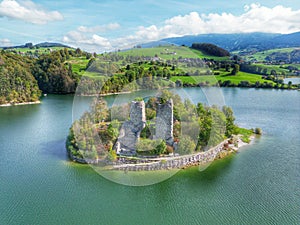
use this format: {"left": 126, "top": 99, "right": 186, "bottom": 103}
{"left": 115, "top": 101, "right": 146, "bottom": 155}
{"left": 154, "top": 99, "right": 174, "bottom": 146}
{"left": 115, "top": 99, "right": 173, "bottom": 155}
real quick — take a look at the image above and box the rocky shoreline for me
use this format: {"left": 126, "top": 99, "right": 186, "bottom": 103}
{"left": 69, "top": 135, "right": 254, "bottom": 171}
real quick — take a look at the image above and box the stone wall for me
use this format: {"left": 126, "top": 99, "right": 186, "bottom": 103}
{"left": 115, "top": 101, "right": 146, "bottom": 155}
{"left": 155, "top": 99, "right": 174, "bottom": 146}
{"left": 113, "top": 140, "right": 228, "bottom": 171}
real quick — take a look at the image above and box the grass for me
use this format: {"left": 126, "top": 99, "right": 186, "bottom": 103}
{"left": 170, "top": 75, "right": 218, "bottom": 85}
{"left": 253, "top": 64, "right": 290, "bottom": 74}
{"left": 190, "top": 49, "right": 230, "bottom": 61}
{"left": 68, "top": 57, "right": 89, "bottom": 75}
{"left": 117, "top": 46, "right": 226, "bottom": 60}
{"left": 240, "top": 47, "right": 300, "bottom": 62}
{"left": 234, "top": 127, "right": 253, "bottom": 143}
{"left": 170, "top": 72, "right": 276, "bottom": 85}
{"left": 217, "top": 72, "right": 275, "bottom": 85}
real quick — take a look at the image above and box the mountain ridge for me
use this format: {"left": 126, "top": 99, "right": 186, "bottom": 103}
{"left": 162, "top": 32, "right": 300, "bottom": 51}
{"left": 1, "top": 42, "right": 71, "bottom": 50}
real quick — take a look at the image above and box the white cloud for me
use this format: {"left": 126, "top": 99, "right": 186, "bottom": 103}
{"left": 0, "top": 38, "right": 11, "bottom": 46}
{"left": 0, "top": 0, "right": 63, "bottom": 24}
{"left": 63, "top": 31, "right": 112, "bottom": 52}
{"left": 63, "top": 4, "right": 300, "bottom": 52}
{"left": 77, "top": 23, "right": 120, "bottom": 33}
{"left": 110, "top": 4, "right": 300, "bottom": 50}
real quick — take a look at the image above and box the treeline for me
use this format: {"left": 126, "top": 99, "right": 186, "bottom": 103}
{"left": 0, "top": 48, "right": 87, "bottom": 104}
{"left": 31, "top": 49, "right": 79, "bottom": 94}
{"left": 77, "top": 60, "right": 179, "bottom": 95}
{"left": 0, "top": 52, "right": 41, "bottom": 104}
{"left": 191, "top": 43, "right": 230, "bottom": 57}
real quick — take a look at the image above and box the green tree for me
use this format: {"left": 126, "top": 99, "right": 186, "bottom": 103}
{"left": 222, "top": 106, "right": 235, "bottom": 137}
{"left": 91, "top": 98, "right": 109, "bottom": 123}
{"left": 177, "top": 135, "right": 196, "bottom": 155}
{"left": 107, "top": 150, "right": 117, "bottom": 162}
{"left": 231, "top": 64, "right": 240, "bottom": 75}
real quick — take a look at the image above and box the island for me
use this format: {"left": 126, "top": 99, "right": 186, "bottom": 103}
{"left": 66, "top": 90, "right": 260, "bottom": 171}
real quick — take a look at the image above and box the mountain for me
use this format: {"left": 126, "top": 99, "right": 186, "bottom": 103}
{"left": 34, "top": 42, "right": 71, "bottom": 48}
{"left": 1, "top": 42, "right": 71, "bottom": 50}
{"left": 269, "top": 32, "right": 300, "bottom": 48}
{"left": 162, "top": 32, "right": 300, "bottom": 52}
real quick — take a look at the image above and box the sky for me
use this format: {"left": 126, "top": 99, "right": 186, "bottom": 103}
{"left": 0, "top": 0, "right": 300, "bottom": 52}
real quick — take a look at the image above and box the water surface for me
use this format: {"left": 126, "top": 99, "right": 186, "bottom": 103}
{"left": 0, "top": 88, "right": 299, "bottom": 224}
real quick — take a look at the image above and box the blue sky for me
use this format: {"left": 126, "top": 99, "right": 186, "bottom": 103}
{"left": 1, "top": 0, "right": 300, "bottom": 52}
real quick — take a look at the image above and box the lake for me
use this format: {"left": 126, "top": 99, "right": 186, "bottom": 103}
{"left": 0, "top": 87, "right": 299, "bottom": 224}
{"left": 284, "top": 77, "right": 300, "bottom": 84}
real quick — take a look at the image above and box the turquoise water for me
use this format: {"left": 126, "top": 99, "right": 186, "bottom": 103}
{"left": 0, "top": 88, "right": 299, "bottom": 224}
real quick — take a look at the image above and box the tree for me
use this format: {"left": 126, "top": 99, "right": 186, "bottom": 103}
{"left": 177, "top": 135, "right": 196, "bottom": 155}
{"left": 222, "top": 106, "right": 235, "bottom": 137}
{"left": 107, "top": 150, "right": 117, "bottom": 162}
{"left": 254, "top": 127, "right": 262, "bottom": 135}
{"left": 91, "top": 98, "right": 109, "bottom": 122}
{"left": 175, "top": 79, "right": 183, "bottom": 87}
{"left": 231, "top": 64, "right": 240, "bottom": 75}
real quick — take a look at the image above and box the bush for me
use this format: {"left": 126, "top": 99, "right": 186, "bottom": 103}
{"left": 254, "top": 127, "right": 262, "bottom": 135}
{"left": 177, "top": 135, "right": 196, "bottom": 155}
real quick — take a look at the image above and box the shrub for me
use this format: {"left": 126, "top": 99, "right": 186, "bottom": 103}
{"left": 255, "top": 127, "right": 262, "bottom": 135}
{"left": 177, "top": 135, "right": 196, "bottom": 155}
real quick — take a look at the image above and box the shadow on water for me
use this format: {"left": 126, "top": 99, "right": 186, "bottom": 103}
{"left": 40, "top": 139, "right": 68, "bottom": 161}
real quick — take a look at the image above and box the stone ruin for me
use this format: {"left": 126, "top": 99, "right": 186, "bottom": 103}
{"left": 154, "top": 99, "right": 174, "bottom": 146}
{"left": 115, "top": 101, "right": 146, "bottom": 155}
{"left": 115, "top": 99, "right": 174, "bottom": 155}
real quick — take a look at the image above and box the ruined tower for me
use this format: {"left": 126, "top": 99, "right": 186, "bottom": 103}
{"left": 155, "top": 99, "right": 174, "bottom": 146}
{"left": 115, "top": 101, "right": 146, "bottom": 155}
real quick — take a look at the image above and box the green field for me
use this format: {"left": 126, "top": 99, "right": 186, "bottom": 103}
{"left": 253, "top": 63, "right": 290, "bottom": 75}
{"left": 239, "top": 48, "right": 300, "bottom": 62}
{"left": 117, "top": 46, "right": 211, "bottom": 60}
{"left": 171, "top": 72, "right": 276, "bottom": 85}
{"left": 190, "top": 49, "right": 230, "bottom": 61}
{"left": 68, "top": 57, "right": 89, "bottom": 75}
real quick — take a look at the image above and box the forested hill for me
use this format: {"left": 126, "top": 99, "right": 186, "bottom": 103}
{"left": 0, "top": 52, "right": 41, "bottom": 104}
{"left": 0, "top": 48, "right": 83, "bottom": 105}
{"left": 31, "top": 49, "right": 78, "bottom": 94}
{"left": 191, "top": 43, "right": 230, "bottom": 57}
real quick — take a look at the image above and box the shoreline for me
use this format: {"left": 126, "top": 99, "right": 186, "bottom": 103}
{"left": 0, "top": 100, "right": 41, "bottom": 107}
{"left": 77, "top": 91, "right": 134, "bottom": 97}
{"left": 69, "top": 135, "right": 255, "bottom": 171}
{"left": 75, "top": 85, "right": 299, "bottom": 98}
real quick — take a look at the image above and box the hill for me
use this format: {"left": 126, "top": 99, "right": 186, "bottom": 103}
{"left": 191, "top": 43, "right": 230, "bottom": 57}
{"left": 1, "top": 42, "right": 71, "bottom": 50}
{"left": 162, "top": 32, "right": 300, "bottom": 52}
{"left": 0, "top": 52, "right": 41, "bottom": 104}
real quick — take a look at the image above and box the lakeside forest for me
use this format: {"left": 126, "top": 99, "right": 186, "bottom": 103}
{"left": 1, "top": 41, "right": 300, "bottom": 105}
